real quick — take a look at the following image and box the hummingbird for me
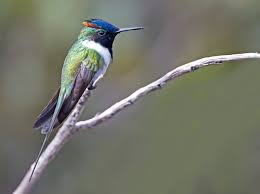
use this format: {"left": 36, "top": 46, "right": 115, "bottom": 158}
{"left": 30, "top": 19, "right": 143, "bottom": 181}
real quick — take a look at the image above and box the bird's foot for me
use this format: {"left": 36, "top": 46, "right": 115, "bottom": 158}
{"left": 88, "top": 84, "right": 97, "bottom": 90}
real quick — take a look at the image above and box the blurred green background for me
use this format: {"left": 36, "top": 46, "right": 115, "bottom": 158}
{"left": 1, "top": 0, "right": 260, "bottom": 193}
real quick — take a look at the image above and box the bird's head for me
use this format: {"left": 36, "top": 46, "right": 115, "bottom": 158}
{"left": 79, "top": 19, "right": 143, "bottom": 49}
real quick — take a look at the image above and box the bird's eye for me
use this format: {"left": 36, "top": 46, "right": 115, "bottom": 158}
{"left": 98, "top": 30, "right": 106, "bottom": 36}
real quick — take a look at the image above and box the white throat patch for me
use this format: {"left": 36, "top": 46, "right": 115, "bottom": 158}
{"left": 82, "top": 40, "right": 112, "bottom": 87}
{"left": 82, "top": 40, "right": 111, "bottom": 66}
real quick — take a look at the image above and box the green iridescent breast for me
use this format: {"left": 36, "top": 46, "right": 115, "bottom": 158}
{"left": 61, "top": 40, "right": 104, "bottom": 87}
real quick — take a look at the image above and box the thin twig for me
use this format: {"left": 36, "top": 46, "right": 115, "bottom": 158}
{"left": 14, "top": 89, "right": 91, "bottom": 194}
{"left": 13, "top": 53, "right": 260, "bottom": 194}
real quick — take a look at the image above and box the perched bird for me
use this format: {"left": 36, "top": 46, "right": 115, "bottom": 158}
{"left": 30, "top": 19, "right": 143, "bottom": 181}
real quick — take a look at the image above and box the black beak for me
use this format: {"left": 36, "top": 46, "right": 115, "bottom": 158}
{"left": 116, "top": 27, "right": 144, "bottom": 34}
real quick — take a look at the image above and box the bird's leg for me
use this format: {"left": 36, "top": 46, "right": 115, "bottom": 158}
{"left": 88, "top": 81, "right": 97, "bottom": 90}
{"left": 88, "top": 85, "right": 96, "bottom": 90}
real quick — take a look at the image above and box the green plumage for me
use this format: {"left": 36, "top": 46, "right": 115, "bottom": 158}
{"left": 33, "top": 27, "right": 104, "bottom": 132}
{"left": 30, "top": 19, "right": 143, "bottom": 182}
{"left": 62, "top": 28, "right": 102, "bottom": 86}
{"left": 30, "top": 28, "right": 104, "bottom": 181}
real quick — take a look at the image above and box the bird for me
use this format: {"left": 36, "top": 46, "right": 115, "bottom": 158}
{"left": 30, "top": 19, "right": 143, "bottom": 181}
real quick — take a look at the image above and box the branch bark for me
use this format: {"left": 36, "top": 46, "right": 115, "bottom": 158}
{"left": 13, "top": 53, "right": 260, "bottom": 194}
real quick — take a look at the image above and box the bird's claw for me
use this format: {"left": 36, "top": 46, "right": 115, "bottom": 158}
{"left": 88, "top": 84, "right": 97, "bottom": 90}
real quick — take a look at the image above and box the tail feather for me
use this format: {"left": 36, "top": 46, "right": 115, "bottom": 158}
{"left": 33, "top": 88, "right": 60, "bottom": 130}
{"left": 30, "top": 64, "right": 95, "bottom": 181}
{"left": 29, "top": 134, "right": 49, "bottom": 181}
{"left": 29, "top": 90, "right": 67, "bottom": 181}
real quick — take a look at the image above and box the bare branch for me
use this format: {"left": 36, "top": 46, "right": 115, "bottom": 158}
{"left": 13, "top": 53, "right": 260, "bottom": 194}
{"left": 14, "top": 89, "right": 91, "bottom": 194}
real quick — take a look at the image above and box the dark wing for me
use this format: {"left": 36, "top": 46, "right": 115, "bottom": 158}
{"left": 33, "top": 88, "right": 60, "bottom": 129}
{"left": 33, "top": 64, "right": 95, "bottom": 132}
{"left": 33, "top": 49, "right": 103, "bottom": 132}
{"left": 56, "top": 63, "right": 95, "bottom": 126}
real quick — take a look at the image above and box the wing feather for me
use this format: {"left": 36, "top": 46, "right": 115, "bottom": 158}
{"left": 33, "top": 48, "right": 103, "bottom": 131}
{"left": 33, "top": 88, "right": 60, "bottom": 129}
{"left": 30, "top": 45, "right": 104, "bottom": 181}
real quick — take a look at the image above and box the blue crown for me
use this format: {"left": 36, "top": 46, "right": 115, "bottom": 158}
{"left": 84, "top": 19, "right": 119, "bottom": 33}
